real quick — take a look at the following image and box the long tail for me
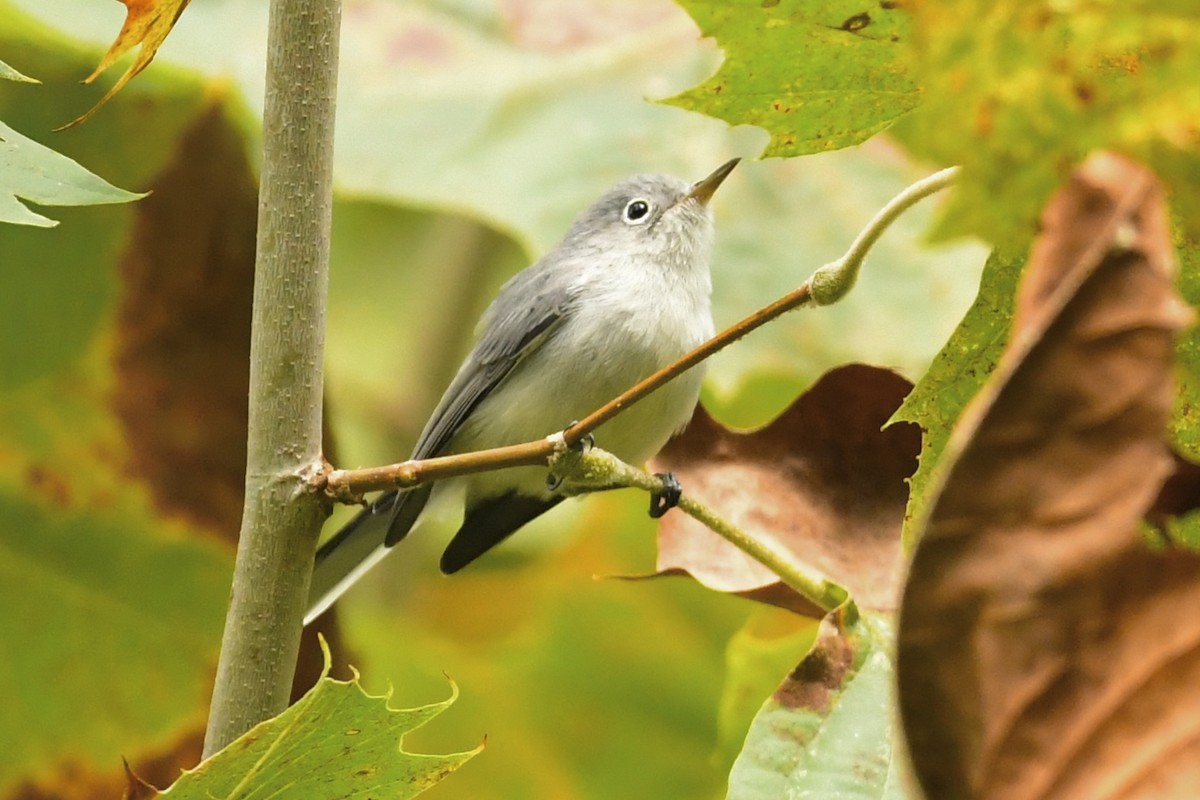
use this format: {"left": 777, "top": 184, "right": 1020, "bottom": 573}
{"left": 304, "top": 485, "right": 432, "bottom": 624}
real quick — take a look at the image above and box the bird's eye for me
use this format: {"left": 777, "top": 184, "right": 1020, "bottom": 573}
{"left": 623, "top": 199, "right": 652, "bottom": 224}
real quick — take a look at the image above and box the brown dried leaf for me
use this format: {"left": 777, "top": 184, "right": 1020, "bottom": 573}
{"left": 63, "top": 0, "right": 192, "bottom": 128}
{"left": 649, "top": 364, "right": 919, "bottom": 614}
{"left": 13, "top": 727, "right": 200, "bottom": 800}
{"left": 898, "top": 153, "right": 1200, "bottom": 800}
{"left": 110, "top": 103, "right": 256, "bottom": 544}
{"left": 121, "top": 758, "right": 162, "bottom": 800}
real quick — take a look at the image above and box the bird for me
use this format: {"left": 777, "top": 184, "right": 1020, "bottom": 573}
{"left": 305, "top": 158, "right": 739, "bottom": 624}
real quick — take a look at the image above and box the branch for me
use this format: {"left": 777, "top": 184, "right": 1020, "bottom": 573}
{"left": 809, "top": 166, "right": 962, "bottom": 305}
{"left": 203, "top": 0, "right": 342, "bottom": 758}
{"left": 322, "top": 166, "right": 960, "bottom": 501}
{"left": 548, "top": 446, "right": 847, "bottom": 613}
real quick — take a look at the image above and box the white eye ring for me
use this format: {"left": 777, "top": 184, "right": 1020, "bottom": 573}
{"left": 623, "top": 198, "right": 652, "bottom": 224}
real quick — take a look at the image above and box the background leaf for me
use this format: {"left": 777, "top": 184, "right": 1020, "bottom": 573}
{"left": 0, "top": 490, "right": 227, "bottom": 796}
{"left": 895, "top": 1, "right": 1200, "bottom": 247}
{"left": 69, "top": 0, "right": 192, "bottom": 126}
{"left": 0, "top": 56, "right": 38, "bottom": 81}
{"left": 0, "top": 118, "right": 143, "bottom": 226}
{"left": 0, "top": 15, "right": 241, "bottom": 793}
{"left": 6, "top": 0, "right": 988, "bottom": 431}
{"left": 651, "top": 365, "right": 917, "bottom": 614}
{"left": 1169, "top": 237, "right": 1200, "bottom": 460}
{"left": 664, "top": 0, "right": 920, "bottom": 155}
{"left": 890, "top": 251, "right": 1021, "bottom": 550}
{"left": 339, "top": 502, "right": 750, "bottom": 800}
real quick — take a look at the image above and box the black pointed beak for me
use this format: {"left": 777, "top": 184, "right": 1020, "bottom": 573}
{"left": 687, "top": 158, "right": 740, "bottom": 206}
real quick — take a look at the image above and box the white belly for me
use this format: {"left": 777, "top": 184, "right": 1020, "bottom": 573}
{"left": 450, "top": 290, "right": 712, "bottom": 504}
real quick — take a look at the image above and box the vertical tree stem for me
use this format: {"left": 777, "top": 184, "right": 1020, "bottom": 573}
{"left": 203, "top": 0, "right": 342, "bottom": 757}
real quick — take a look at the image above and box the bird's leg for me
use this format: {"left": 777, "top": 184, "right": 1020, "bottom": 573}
{"left": 649, "top": 472, "right": 682, "bottom": 518}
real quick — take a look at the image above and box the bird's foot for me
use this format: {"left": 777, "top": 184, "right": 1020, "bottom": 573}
{"left": 564, "top": 420, "right": 595, "bottom": 453}
{"left": 649, "top": 472, "right": 682, "bottom": 519}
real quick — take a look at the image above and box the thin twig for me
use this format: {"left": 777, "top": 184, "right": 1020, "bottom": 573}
{"left": 809, "top": 166, "right": 962, "bottom": 305}
{"left": 674, "top": 495, "right": 845, "bottom": 612}
{"left": 322, "top": 166, "right": 960, "bottom": 500}
{"left": 550, "top": 447, "right": 847, "bottom": 613}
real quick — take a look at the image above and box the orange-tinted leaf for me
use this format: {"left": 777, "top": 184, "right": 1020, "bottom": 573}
{"left": 63, "top": 0, "right": 192, "bottom": 128}
{"left": 898, "top": 153, "right": 1200, "bottom": 799}
{"left": 649, "top": 364, "right": 919, "bottom": 614}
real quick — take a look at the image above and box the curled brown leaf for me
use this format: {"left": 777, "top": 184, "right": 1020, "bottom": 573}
{"left": 898, "top": 153, "right": 1200, "bottom": 800}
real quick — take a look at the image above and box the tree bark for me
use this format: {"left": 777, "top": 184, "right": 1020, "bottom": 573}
{"left": 203, "top": 0, "right": 342, "bottom": 758}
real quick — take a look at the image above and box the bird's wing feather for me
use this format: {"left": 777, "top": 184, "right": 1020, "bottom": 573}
{"left": 411, "top": 273, "right": 575, "bottom": 461}
{"left": 380, "top": 271, "right": 574, "bottom": 547}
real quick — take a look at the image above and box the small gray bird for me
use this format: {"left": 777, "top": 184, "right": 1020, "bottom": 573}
{"left": 305, "top": 158, "right": 738, "bottom": 624}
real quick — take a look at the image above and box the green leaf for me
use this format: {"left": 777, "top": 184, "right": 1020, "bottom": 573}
{"left": 159, "top": 648, "right": 478, "bottom": 799}
{"left": 727, "top": 608, "right": 910, "bottom": 800}
{"left": 0, "top": 56, "right": 38, "bottom": 81}
{"left": 890, "top": 251, "right": 1021, "bottom": 550}
{"left": 664, "top": 0, "right": 920, "bottom": 156}
{"left": 0, "top": 344, "right": 231, "bottom": 796}
{"left": 1170, "top": 235, "right": 1200, "bottom": 461}
{"left": 0, "top": 363, "right": 230, "bottom": 796}
{"left": 894, "top": 1, "right": 1200, "bottom": 247}
{"left": 1164, "top": 510, "right": 1200, "bottom": 551}
{"left": 717, "top": 609, "right": 821, "bottom": 766}
{"left": 0, "top": 119, "right": 144, "bottom": 226}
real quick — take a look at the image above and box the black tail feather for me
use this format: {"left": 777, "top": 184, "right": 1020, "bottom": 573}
{"left": 440, "top": 492, "right": 563, "bottom": 574}
{"left": 383, "top": 484, "right": 433, "bottom": 547}
{"left": 305, "top": 485, "right": 433, "bottom": 624}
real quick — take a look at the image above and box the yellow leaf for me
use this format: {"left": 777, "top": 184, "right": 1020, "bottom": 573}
{"left": 61, "top": 0, "right": 192, "bottom": 129}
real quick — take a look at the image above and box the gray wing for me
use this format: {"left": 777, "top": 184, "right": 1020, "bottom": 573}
{"left": 380, "top": 267, "right": 574, "bottom": 547}
{"left": 411, "top": 269, "right": 575, "bottom": 461}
